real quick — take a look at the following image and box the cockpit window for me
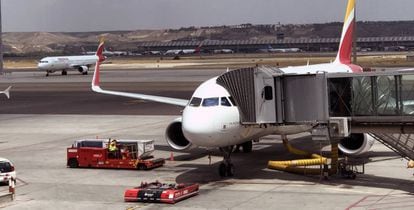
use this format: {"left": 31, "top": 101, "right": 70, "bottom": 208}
{"left": 221, "top": 97, "right": 231, "bottom": 106}
{"left": 189, "top": 97, "right": 202, "bottom": 107}
{"left": 228, "top": 97, "right": 237, "bottom": 106}
{"left": 39, "top": 60, "right": 48, "bottom": 63}
{"left": 202, "top": 97, "right": 219, "bottom": 107}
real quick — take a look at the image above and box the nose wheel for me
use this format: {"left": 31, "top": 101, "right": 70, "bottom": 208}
{"left": 219, "top": 146, "right": 235, "bottom": 177}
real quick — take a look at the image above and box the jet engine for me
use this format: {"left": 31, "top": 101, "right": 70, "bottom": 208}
{"left": 78, "top": 66, "right": 89, "bottom": 75}
{"left": 165, "top": 117, "right": 192, "bottom": 150}
{"left": 338, "top": 133, "right": 375, "bottom": 156}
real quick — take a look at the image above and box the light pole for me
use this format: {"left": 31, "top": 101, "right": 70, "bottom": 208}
{"left": 0, "top": 0, "right": 3, "bottom": 75}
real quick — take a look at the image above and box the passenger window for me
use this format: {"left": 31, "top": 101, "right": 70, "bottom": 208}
{"left": 221, "top": 97, "right": 231, "bottom": 106}
{"left": 202, "top": 97, "right": 219, "bottom": 107}
{"left": 228, "top": 97, "right": 237, "bottom": 106}
{"left": 189, "top": 97, "right": 202, "bottom": 107}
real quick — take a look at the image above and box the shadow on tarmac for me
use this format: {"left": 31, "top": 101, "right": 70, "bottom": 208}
{"left": 170, "top": 136, "right": 414, "bottom": 194}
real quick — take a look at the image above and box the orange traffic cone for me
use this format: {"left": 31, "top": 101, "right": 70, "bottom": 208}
{"left": 170, "top": 152, "right": 174, "bottom": 161}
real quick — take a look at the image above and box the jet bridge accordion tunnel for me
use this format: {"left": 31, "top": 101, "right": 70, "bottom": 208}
{"left": 216, "top": 66, "right": 414, "bottom": 175}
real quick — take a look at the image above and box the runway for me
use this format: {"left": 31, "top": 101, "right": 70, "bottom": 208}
{"left": 1, "top": 67, "right": 414, "bottom": 209}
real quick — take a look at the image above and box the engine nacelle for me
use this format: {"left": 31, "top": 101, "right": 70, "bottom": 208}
{"left": 78, "top": 66, "right": 88, "bottom": 74}
{"left": 165, "top": 117, "right": 193, "bottom": 151}
{"left": 338, "top": 133, "right": 375, "bottom": 156}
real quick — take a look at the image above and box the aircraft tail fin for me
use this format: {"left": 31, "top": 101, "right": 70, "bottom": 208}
{"left": 95, "top": 38, "right": 106, "bottom": 62}
{"left": 334, "top": 0, "right": 355, "bottom": 64}
{"left": 92, "top": 39, "right": 105, "bottom": 90}
{"left": 195, "top": 42, "right": 204, "bottom": 53}
{"left": 1, "top": 86, "right": 11, "bottom": 99}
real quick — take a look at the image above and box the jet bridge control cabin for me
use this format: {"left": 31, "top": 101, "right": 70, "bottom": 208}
{"left": 217, "top": 66, "right": 414, "bottom": 160}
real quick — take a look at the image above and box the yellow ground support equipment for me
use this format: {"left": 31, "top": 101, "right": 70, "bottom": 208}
{"left": 268, "top": 135, "right": 338, "bottom": 175}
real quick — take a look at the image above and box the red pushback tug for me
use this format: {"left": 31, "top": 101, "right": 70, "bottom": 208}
{"left": 67, "top": 139, "right": 165, "bottom": 170}
{"left": 124, "top": 181, "right": 199, "bottom": 204}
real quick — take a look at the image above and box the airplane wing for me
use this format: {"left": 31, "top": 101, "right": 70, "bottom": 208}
{"left": 91, "top": 60, "right": 189, "bottom": 107}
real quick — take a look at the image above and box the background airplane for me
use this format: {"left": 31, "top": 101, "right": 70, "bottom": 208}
{"left": 258, "top": 45, "right": 301, "bottom": 53}
{"left": 84, "top": 48, "right": 127, "bottom": 56}
{"left": 0, "top": 86, "right": 11, "bottom": 99}
{"left": 91, "top": 0, "right": 370, "bottom": 177}
{"left": 164, "top": 42, "right": 203, "bottom": 55}
{"left": 213, "top": 49, "right": 234, "bottom": 54}
{"left": 38, "top": 41, "right": 105, "bottom": 76}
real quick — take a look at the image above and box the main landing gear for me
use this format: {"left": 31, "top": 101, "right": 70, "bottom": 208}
{"left": 219, "top": 146, "right": 235, "bottom": 177}
{"left": 61, "top": 70, "right": 67, "bottom": 75}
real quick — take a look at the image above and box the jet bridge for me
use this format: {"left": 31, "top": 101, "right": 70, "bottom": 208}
{"left": 216, "top": 66, "right": 414, "bottom": 160}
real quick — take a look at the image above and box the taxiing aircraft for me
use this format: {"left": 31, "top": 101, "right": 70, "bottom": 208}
{"left": 92, "top": 0, "right": 372, "bottom": 176}
{"left": 0, "top": 86, "right": 11, "bottom": 99}
{"left": 38, "top": 42, "right": 105, "bottom": 76}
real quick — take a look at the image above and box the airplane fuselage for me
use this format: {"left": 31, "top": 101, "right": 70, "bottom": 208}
{"left": 38, "top": 55, "right": 98, "bottom": 71}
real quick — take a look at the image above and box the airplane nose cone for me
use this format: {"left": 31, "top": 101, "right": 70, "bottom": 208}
{"left": 37, "top": 63, "right": 45, "bottom": 69}
{"left": 182, "top": 111, "right": 216, "bottom": 135}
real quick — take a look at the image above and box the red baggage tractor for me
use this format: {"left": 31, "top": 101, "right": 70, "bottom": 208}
{"left": 124, "top": 181, "right": 199, "bottom": 204}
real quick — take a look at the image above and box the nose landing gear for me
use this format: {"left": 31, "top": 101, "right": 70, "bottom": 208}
{"left": 219, "top": 146, "right": 235, "bottom": 177}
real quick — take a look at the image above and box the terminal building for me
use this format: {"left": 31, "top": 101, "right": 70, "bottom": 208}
{"left": 136, "top": 36, "right": 414, "bottom": 54}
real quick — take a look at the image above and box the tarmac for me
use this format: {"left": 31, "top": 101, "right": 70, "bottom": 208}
{"left": 1, "top": 68, "right": 414, "bottom": 209}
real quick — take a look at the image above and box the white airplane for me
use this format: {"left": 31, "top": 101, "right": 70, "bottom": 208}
{"left": 164, "top": 49, "right": 183, "bottom": 55}
{"left": 85, "top": 49, "right": 127, "bottom": 56}
{"left": 213, "top": 49, "right": 234, "bottom": 54}
{"left": 164, "top": 43, "right": 203, "bottom": 55}
{"left": 259, "top": 45, "right": 302, "bottom": 53}
{"left": 38, "top": 42, "right": 105, "bottom": 76}
{"left": 181, "top": 42, "right": 204, "bottom": 54}
{"left": 92, "top": 0, "right": 371, "bottom": 176}
{"left": 0, "top": 86, "right": 11, "bottom": 99}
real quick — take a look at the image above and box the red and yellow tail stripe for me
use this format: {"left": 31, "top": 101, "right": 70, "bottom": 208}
{"left": 335, "top": 0, "right": 355, "bottom": 65}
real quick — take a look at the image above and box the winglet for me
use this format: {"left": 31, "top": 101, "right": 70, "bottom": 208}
{"left": 334, "top": 0, "right": 355, "bottom": 65}
{"left": 95, "top": 37, "right": 106, "bottom": 62}
{"left": 92, "top": 39, "right": 104, "bottom": 91}
{"left": 1, "top": 86, "right": 11, "bottom": 99}
{"left": 92, "top": 57, "right": 101, "bottom": 92}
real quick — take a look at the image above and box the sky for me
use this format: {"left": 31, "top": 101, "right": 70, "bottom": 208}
{"left": 2, "top": 0, "right": 414, "bottom": 32}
